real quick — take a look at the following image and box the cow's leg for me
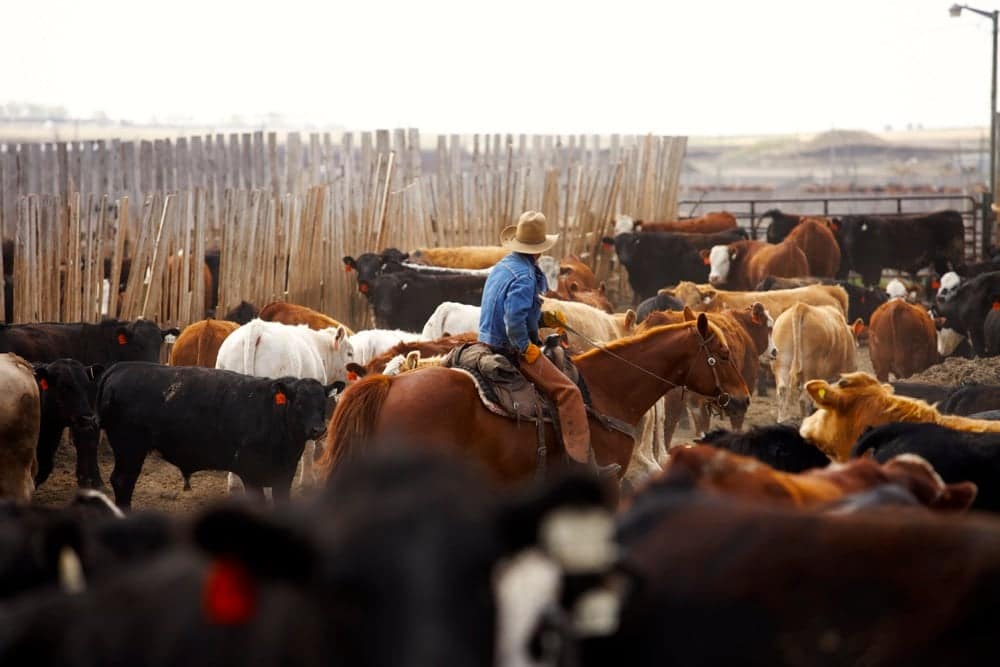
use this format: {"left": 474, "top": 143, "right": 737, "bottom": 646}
{"left": 270, "top": 471, "right": 296, "bottom": 503}
{"left": 34, "top": 431, "right": 59, "bottom": 488}
{"left": 244, "top": 483, "right": 266, "bottom": 503}
{"left": 685, "top": 397, "right": 711, "bottom": 438}
{"left": 227, "top": 472, "right": 246, "bottom": 494}
{"left": 971, "top": 324, "right": 989, "bottom": 357}
{"left": 728, "top": 407, "right": 747, "bottom": 432}
{"left": 70, "top": 425, "right": 104, "bottom": 489}
{"left": 662, "top": 388, "right": 684, "bottom": 448}
{"left": 109, "top": 448, "right": 146, "bottom": 510}
{"left": 776, "top": 385, "right": 789, "bottom": 423}
{"left": 296, "top": 440, "right": 316, "bottom": 487}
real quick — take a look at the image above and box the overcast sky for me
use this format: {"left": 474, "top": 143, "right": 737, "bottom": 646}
{"left": 3, "top": 0, "right": 997, "bottom": 136}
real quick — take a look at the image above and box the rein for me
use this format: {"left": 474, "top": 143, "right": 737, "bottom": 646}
{"left": 562, "top": 321, "right": 734, "bottom": 409}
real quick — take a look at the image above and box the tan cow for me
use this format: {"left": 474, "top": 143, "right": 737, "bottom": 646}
{"left": 771, "top": 303, "right": 861, "bottom": 423}
{"left": 660, "top": 282, "right": 849, "bottom": 319}
{"left": 801, "top": 372, "right": 1000, "bottom": 461}
{"left": 0, "top": 353, "right": 41, "bottom": 502}
{"left": 169, "top": 319, "right": 240, "bottom": 367}
{"left": 409, "top": 246, "right": 508, "bottom": 269}
{"left": 259, "top": 301, "right": 355, "bottom": 335}
{"left": 540, "top": 297, "right": 635, "bottom": 350}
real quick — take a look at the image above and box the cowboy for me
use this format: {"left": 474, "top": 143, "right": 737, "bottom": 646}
{"left": 479, "top": 211, "right": 619, "bottom": 477}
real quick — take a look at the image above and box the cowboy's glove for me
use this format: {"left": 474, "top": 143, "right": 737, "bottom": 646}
{"left": 541, "top": 310, "right": 568, "bottom": 329}
{"left": 523, "top": 343, "right": 542, "bottom": 364}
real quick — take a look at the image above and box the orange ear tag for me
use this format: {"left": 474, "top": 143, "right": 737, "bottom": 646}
{"left": 39, "top": 378, "right": 49, "bottom": 391}
{"left": 992, "top": 301, "right": 1000, "bottom": 311}
{"left": 931, "top": 280, "right": 940, "bottom": 290}
{"left": 117, "top": 333, "right": 127, "bottom": 345}
{"left": 274, "top": 391, "right": 287, "bottom": 405}
{"left": 203, "top": 558, "right": 256, "bottom": 625}
{"left": 702, "top": 257, "right": 711, "bottom": 266}
{"left": 359, "top": 283, "right": 369, "bottom": 294}
{"left": 347, "top": 371, "right": 359, "bottom": 382}
{"left": 344, "top": 264, "right": 353, "bottom": 273}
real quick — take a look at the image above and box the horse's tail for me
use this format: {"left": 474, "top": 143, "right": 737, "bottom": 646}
{"left": 196, "top": 320, "right": 215, "bottom": 367}
{"left": 317, "top": 375, "right": 392, "bottom": 478}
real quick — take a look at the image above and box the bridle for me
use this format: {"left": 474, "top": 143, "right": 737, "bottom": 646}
{"left": 562, "top": 321, "right": 738, "bottom": 410}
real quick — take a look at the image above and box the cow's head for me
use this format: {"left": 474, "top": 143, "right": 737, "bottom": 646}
{"left": 761, "top": 209, "right": 797, "bottom": 243}
{"left": 935, "top": 271, "right": 962, "bottom": 303}
{"left": 609, "top": 233, "right": 641, "bottom": 267}
{"left": 224, "top": 300, "right": 259, "bottom": 325}
{"left": 885, "top": 278, "right": 908, "bottom": 301}
{"left": 345, "top": 249, "right": 409, "bottom": 298}
{"left": 319, "top": 325, "right": 354, "bottom": 384}
{"left": 659, "top": 282, "right": 715, "bottom": 310}
{"left": 113, "top": 320, "right": 174, "bottom": 362}
{"left": 272, "top": 377, "right": 329, "bottom": 443}
{"left": 800, "top": 372, "right": 905, "bottom": 461}
{"left": 33, "top": 360, "right": 101, "bottom": 431}
{"left": 371, "top": 274, "right": 409, "bottom": 328}
{"left": 192, "top": 453, "right": 618, "bottom": 664}
{"left": 706, "top": 245, "right": 734, "bottom": 285}
{"left": 881, "top": 454, "right": 977, "bottom": 511}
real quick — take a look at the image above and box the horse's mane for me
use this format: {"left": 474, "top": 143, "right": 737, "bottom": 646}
{"left": 572, "top": 319, "right": 725, "bottom": 363}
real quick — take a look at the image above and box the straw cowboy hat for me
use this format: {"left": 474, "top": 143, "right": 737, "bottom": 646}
{"left": 500, "top": 211, "right": 559, "bottom": 253}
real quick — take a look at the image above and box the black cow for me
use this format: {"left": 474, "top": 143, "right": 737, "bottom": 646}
{"left": 755, "top": 275, "right": 889, "bottom": 324}
{"left": 695, "top": 424, "right": 830, "bottom": 473}
{"left": 635, "top": 293, "right": 684, "bottom": 324}
{"left": 0, "top": 491, "right": 173, "bottom": 601}
{"left": 98, "top": 363, "right": 335, "bottom": 508}
{"left": 343, "top": 247, "right": 409, "bottom": 298}
{"left": 604, "top": 232, "right": 709, "bottom": 302}
{"left": 934, "top": 270, "right": 1000, "bottom": 356}
{"left": 852, "top": 422, "right": 1000, "bottom": 512}
{"left": 0, "top": 319, "right": 178, "bottom": 365}
{"left": 985, "top": 308, "right": 1000, "bottom": 356}
{"left": 223, "top": 300, "right": 258, "bottom": 325}
{"left": 33, "top": 360, "right": 104, "bottom": 490}
{"left": 761, "top": 209, "right": 807, "bottom": 243}
{"left": 937, "top": 383, "right": 1000, "bottom": 416}
{"left": 370, "top": 269, "right": 485, "bottom": 331}
{"left": 890, "top": 380, "right": 957, "bottom": 405}
{"left": 834, "top": 210, "right": 965, "bottom": 286}
{"left": 0, "top": 453, "right": 614, "bottom": 667}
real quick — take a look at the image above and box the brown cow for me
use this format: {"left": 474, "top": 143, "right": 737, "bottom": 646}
{"left": 408, "top": 246, "right": 507, "bottom": 269}
{"left": 784, "top": 218, "right": 841, "bottom": 277}
{"left": 258, "top": 302, "right": 355, "bottom": 335}
{"left": 631, "top": 211, "right": 737, "bottom": 234}
{"left": 0, "top": 353, "right": 40, "bottom": 502}
{"left": 168, "top": 319, "right": 239, "bottom": 367}
{"left": 659, "top": 444, "right": 975, "bottom": 511}
{"left": 704, "top": 239, "right": 810, "bottom": 291}
{"left": 867, "top": 299, "right": 939, "bottom": 381}
{"left": 548, "top": 256, "right": 613, "bottom": 313}
{"left": 771, "top": 302, "right": 861, "bottom": 423}
{"left": 801, "top": 372, "right": 1000, "bottom": 461}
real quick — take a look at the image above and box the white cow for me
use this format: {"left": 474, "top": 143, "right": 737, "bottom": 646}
{"left": 348, "top": 329, "right": 426, "bottom": 367}
{"left": 216, "top": 318, "right": 353, "bottom": 491}
{"left": 421, "top": 302, "right": 482, "bottom": 339}
{"left": 885, "top": 278, "right": 908, "bottom": 301}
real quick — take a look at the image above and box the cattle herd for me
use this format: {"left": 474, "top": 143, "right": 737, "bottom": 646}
{"left": 6, "top": 207, "right": 1000, "bottom": 664}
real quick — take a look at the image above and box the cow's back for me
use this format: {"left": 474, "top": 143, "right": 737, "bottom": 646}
{"left": 169, "top": 319, "right": 239, "bottom": 367}
{"left": 259, "top": 301, "right": 352, "bottom": 334}
{"left": 868, "top": 300, "right": 937, "bottom": 381}
{"left": 0, "top": 353, "right": 40, "bottom": 502}
{"left": 216, "top": 320, "right": 325, "bottom": 381}
{"left": 773, "top": 303, "right": 856, "bottom": 389}
{"left": 746, "top": 240, "right": 809, "bottom": 287}
{"left": 785, "top": 220, "right": 841, "bottom": 278}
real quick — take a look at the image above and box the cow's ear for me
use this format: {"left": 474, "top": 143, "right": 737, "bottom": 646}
{"left": 334, "top": 325, "right": 347, "bottom": 344}
{"left": 698, "top": 248, "right": 710, "bottom": 261}
{"left": 558, "top": 265, "right": 573, "bottom": 276}
{"left": 624, "top": 309, "right": 637, "bottom": 331}
{"left": 682, "top": 306, "right": 696, "bottom": 321}
{"left": 342, "top": 256, "right": 356, "bottom": 272}
{"left": 598, "top": 281, "right": 607, "bottom": 295}
{"left": 569, "top": 280, "right": 580, "bottom": 294}
{"left": 272, "top": 380, "right": 291, "bottom": 406}
{"left": 324, "top": 381, "right": 346, "bottom": 397}
{"left": 851, "top": 319, "right": 866, "bottom": 337}
{"left": 933, "top": 481, "right": 978, "bottom": 511}
{"left": 34, "top": 366, "right": 50, "bottom": 391}
{"left": 805, "top": 379, "right": 835, "bottom": 407}
{"left": 85, "top": 364, "right": 105, "bottom": 382}
{"left": 115, "top": 327, "right": 129, "bottom": 346}
{"left": 750, "top": 302, "right": 765, "bottom": 325}
{"left": 345, "top": 363, "right": 365, "bottom": 381}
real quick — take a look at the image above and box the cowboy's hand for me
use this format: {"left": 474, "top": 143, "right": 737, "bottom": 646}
{"left": 541, "top": 310, "right": 567, "bottom": 329}
{"left": 522, "top": 343, "right": 542, "bottom": 364}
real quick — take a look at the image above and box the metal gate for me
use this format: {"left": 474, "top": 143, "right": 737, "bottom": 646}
{"left": 678, "top": 194, "right": 988, "bottom": 262}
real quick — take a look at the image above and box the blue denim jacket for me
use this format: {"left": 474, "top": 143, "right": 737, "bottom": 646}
{"left": 478, "top": 252, "right": 547, "bottom": 354}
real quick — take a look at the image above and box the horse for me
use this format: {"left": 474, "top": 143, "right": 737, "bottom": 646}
{"left": 317, "top": 310, "right": 751, "bottom": 484}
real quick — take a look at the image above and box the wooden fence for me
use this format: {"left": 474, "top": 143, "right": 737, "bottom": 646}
{"left": 0, "top": 130, "right": 686, "bottom": 331}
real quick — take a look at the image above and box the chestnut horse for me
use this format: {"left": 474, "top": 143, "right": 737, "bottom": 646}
{"left": 317, "top": 311, "right": 750, "bottom": 483}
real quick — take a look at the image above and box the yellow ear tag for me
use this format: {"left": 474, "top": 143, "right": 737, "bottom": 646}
{"left": 818, "top": 388, "right": 826, "bottom": 399}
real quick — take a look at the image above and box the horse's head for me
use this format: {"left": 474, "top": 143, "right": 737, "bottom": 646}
{"left": 683, "top": 309, "right": 751, "bottom": 411}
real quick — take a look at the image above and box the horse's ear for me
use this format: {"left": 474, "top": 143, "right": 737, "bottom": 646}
{"left": 682, "top": 306, "right": 696, "bottom": 322}
{"left": 624, "top": 309, "right": 636, "bottom": 331}
{"left": 696, "top": 313, "right": 710, "bottom": 339}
